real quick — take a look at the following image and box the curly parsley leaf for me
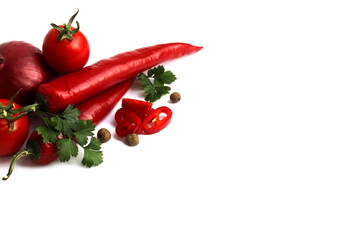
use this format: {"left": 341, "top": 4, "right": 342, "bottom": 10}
{"left": 139, "top": 65, "right": 177, "bottom": 103}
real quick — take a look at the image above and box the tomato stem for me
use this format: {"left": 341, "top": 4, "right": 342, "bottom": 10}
{"left": 51, "top": 9, "right": 80, "bottom": 41}
{"left": 0, "top": 89, "right": 39, "bottom": 133}
{"left": 2, "top": 149, "right": 31, "bottom": 180}
{"left": 10, "top": 103, "right": 39, "bottom": 119}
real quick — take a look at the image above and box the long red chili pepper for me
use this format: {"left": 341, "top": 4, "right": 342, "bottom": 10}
{"left": 76, "top": 76, "right": 135, "bottom": 125}
{"left": 36, "top": 42, "right": 202, "bottom": 113}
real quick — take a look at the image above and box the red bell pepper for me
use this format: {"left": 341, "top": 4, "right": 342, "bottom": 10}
{"left": 36, "top": 42, "right": 202, "bottom": 113}
{"left": 142, "top": 106, "right": 172, "bottom": 134}
{"left": 76, "top": 76, "right": 136, "bottom": 125}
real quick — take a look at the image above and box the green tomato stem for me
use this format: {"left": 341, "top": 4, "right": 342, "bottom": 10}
{"left": 0, "top": 89, "right": 39, "bottom": 133}
{"left": 51, "top": 9, "right": 80, "bottom": 41}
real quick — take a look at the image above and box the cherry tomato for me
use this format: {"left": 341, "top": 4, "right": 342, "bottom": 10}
{"left": 0, "top": 99, "right": 30, "bottom": 156}
{"left": 42, "top": 9, "right": 90, "bottom": 73}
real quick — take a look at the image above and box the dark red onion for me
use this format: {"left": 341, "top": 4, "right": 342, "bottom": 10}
{"left": 0, "top": 41, "right": 55, "bottom": 105}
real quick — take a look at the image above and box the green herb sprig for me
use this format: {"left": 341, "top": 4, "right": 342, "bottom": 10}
{"left": 36, "top": 105, "right": 103, "bottom": 167}
{"left": 138, "top": 65, "right": 177, "bottom": 103}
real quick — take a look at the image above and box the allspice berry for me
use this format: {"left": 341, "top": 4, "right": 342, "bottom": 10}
{"left": 170, "top": 92, "right": 181, "bottom": 103}
{"left": 97, "top": 128, "right": 111, "bottom": 143}
{"left": 126, "top": 133, "right": 139, "bottom": 146}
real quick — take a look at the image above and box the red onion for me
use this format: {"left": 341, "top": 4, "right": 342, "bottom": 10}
{"left": 0, "top": 41, "right": 55, "bottom": 105}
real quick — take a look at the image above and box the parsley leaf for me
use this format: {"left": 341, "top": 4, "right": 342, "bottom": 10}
{"left": 36, "top": 125, "right": 58, "bottom": 143}
{"left": 155, "top": 69, "right": 176, "bottom": 85}
{"left": 72, "top": 119, "right": 95, "bottom": 146}
{"left": 56, "top": 138, "right": 78, "bottom": 162}
{"left": 139, "top": 65, "right": 177, "bottom": 103}
{"left": 50, "top": 116, "right": 74, "bottom": 136}
{"left": 60, "top": 105, "right": 80, "bottom": 121}
{"left": 48, "top": 105, "right": 80, "bottom": 136}
{"left": 35, "top": 105, "right": 103, "bottom": 168}
{"left": 82, "top": 137, "right": 103, "bottom": 167}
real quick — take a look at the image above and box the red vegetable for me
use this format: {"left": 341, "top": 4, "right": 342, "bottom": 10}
{"left": 76, "top": 76, "right": 136, "bottom": 125}
{"left": 36, "top": 42, "right": 202, "bottom": 113}
{"left": 142, "top": 106, "right": 172, "bottom": 134}
{"left": 2, "top": 131, "right": 58, "bottom": 180}
{"left": 0, "top": 41, "right": 55, "bottom": 106}
{"left": 115, "top": 108, "right": 142, "bottom": 137}
{"left": 114, "top": 102, "right": 172, "bottom": 137}
{"left": 0, "top": 98, "right": 30, "bottom": 156}
{"left": 42, "top": 9, "right": 90, "bottom": 73}
{"left": 121, "top": 98, "right": 153, "bottom": 120}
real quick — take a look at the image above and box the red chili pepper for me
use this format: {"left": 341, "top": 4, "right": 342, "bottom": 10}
{"left": 115, "top": 108, "right": 142, "bottom": 137}
{"left": 76, "top": 76, "right": 136, "bottom": 125}
{"left": 36, "top": 42, "right": 202, "bottom": 113}
{"left": 121, "top": 98, "right": 153, "bottom": 120}
{"left": 2, "top": 131, "right": 58, "bottom": 180}
{"left": 142, "top": 106, "right": 172, "bottom": 134}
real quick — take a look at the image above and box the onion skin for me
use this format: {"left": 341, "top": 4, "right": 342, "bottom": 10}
{"left": 0, "top": 41, "right": 55, "bottom": 105}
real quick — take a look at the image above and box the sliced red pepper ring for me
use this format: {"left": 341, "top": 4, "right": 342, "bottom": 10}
{"left": 121, "top": 98, "right": 153, "bottom": 120}
{"left": 115, "top": 108, "right": 142, "bottom": 137}
{"left": 142, "top": 106, "right": 172, "bottom": 134}
{"left": 116, "top": 119, "right": 142, "bottom": 137}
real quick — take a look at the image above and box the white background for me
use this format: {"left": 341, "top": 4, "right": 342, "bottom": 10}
{"left": 1, "top": 0, "right": 360, "bottom": 239}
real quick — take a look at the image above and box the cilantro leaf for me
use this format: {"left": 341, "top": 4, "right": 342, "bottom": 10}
{"left": 82, "top": 137, "right": 103, "bottom": 167}
{"left": 139, "top": 65, "right": 177, "bottom": 103}
{"left": 56, "top": 138, "right": 78, "bottom": 162}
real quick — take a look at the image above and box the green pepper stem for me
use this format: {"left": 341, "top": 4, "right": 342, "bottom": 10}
{"left": 2, "top": 150, "right": 31, "bottom": 181}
